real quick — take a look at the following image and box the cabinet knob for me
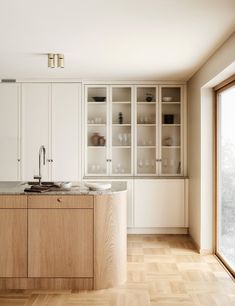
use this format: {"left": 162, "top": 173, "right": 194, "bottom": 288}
{"left": 57, "top": 198, "right": 62, "bottom": 203}
{"left": 17, "top": 159, "right": 20, "bottom": 162}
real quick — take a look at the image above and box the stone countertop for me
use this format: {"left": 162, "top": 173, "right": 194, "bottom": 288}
{"left": 0, "top": 181, "right": 127, "bottom": 195}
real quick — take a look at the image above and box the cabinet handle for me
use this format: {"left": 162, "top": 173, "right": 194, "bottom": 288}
{"left": 57, "top": 198, "right": 62, "bottom": 203}
{"left": 51, "top": 159, "right": 53, "bottom": 162}
{"left": 47, "top": 159, "right": 51, "bottom": 162}
{"left": 17, "top": 159, "right": 20, "bottom": 162}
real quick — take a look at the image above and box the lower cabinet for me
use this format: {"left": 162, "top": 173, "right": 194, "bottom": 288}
{"left": 0, "top": 196, "right": 27, "bottom": 277}
{"left": 28, "top": 196, "right": 94, "bottom": 278}
{"left": 134, "top": 179, "right": 186, "bottom": 228}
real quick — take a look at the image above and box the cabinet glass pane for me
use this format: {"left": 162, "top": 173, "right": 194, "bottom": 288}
{"left": 136, "top": 86, "right": 157, "bottom": 175}
{"left": 160, "top": 86, "right": 182, "bottom": 175}
{"left": 111, "top": 87, "right": 132, "bottom": 175}
{"left": 86, "top": 87, "right": 108, "bottom": 175}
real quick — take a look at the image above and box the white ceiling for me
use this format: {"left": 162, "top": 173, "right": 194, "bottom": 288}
{"left": 0, "top": 0, "right": 235, "bottom": 81}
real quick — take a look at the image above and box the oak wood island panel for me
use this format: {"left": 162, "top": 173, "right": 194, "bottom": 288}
{"left": 0, "top": 189, "right": 127, "bottom": 290}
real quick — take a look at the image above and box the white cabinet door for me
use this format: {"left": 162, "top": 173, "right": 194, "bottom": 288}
{"left": 0, "top": 84, "right": 20, "bottom": 180}
{"left": 134, "top": 179, "right": 185, "bottom": 227}
{"left": 22, "top": 83, "right": 50, "bottom": 181}
{"left": 51, "top": 83, "right": 81, "bottom": 181}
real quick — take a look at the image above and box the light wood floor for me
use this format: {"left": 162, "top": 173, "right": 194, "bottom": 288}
{"left": 0, "top": 235, "right": 234, "bottom": 306}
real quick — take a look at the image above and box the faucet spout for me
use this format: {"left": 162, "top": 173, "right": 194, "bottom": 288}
{"left": 34, "top": 145, "right": 46, "bottom": 185}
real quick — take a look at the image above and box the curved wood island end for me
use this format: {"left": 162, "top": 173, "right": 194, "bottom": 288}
{"left": 94, "top": 191, "right": 127, "bottom": 289}
{"left": 0, "top": 189, "right": 127, "bottom": 290}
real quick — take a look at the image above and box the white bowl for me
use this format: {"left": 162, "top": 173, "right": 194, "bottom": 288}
{"left": 85, "top": 182, "right": 111, "bottom": 191}
{"left": 162, "top": 96, "right": 173, "bottom": 102}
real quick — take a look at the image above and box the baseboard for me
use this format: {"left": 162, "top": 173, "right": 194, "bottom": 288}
{"left": 189, "top": 235, "right": 213, "bottom": 255}
{"left": 127, "top": 227, "right": 188, "bottom": 234}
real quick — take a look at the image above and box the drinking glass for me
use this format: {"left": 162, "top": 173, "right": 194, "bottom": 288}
{"left": 118, "top": 133, "right": 123, "bottom": 145}
{"left": 123, "top": 133, "right": 128, "bottom": 145}
{"left": 138, "top": 159, "right": 143, "bottom": 168}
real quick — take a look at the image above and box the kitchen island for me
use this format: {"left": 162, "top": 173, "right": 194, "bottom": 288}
{"left": 0, "top": 182, "right": 127, "bottom": 290}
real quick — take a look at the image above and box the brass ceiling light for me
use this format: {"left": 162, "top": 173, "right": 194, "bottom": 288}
{"left": 47, "top": 53, "right": 64, "bottom": 68}
{"left": 48, "top": 53, "right": 56, "bottom": 68}
{"left": 57, "top": 54, "right": 64, "bottom": 68}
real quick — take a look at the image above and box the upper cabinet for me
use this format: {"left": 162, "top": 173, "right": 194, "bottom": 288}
{"left": 159, "top": 85, "right": 184, "bottom": 176}
{"left": 22, "top": 83, "right": 51, "bottom": 181}
{"left": 0, "top": 84, "right": 21, "bottom": 181}
{"left": 135, "top": 86, "right": 158, "bottom": 176}
{"left": 84, "top": 84, "right": 186, "bottom": 177}
{"left": 85, "top": 85, "right": 134, "bottom": 176}
{"left": 22, "top": 83, "right": 81, "bottom": 181}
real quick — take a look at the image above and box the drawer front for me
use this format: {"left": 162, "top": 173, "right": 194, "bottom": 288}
{"left": 0, "top": 195, "right": 27, "bottom": 209}
{"left": 28, "top": 195, "right": 93, "bottom": 209}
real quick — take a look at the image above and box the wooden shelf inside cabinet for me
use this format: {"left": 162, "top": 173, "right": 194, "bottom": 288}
{"left": 162, "top": 146, "right": 181, "bottom": 149}
{"left": 161, "top": 102, "right": 181, "bottom": 104}
{"left": 88, "top": 124, "right": 106, "bottom": 127}
{"left": 112, "top": 146, "right": 131, "bottom": 149}
{"left": 137, "top": 124, "right": 156, "bottom": 126}
{"left": 88, "top": 102, "right": 106, "bottom": 105}
{"left": 137, "top": 102, "right": 156, "bottom": 105}
{"left": 137, "top": 146, "right": 156, "bottom": 149}
{"left": 87, "top": 146, "right": 106, "bottom": 149}
{"left": 112, "top": 124, "right": 131, "bottom": 126}
{"left": 162, "top": 124, "right": 181, "bottom": 127}
{"left": 112, "top": 101, "right": 131, "bottom": 104}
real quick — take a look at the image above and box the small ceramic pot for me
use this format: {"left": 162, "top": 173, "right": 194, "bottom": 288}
{"left": 98, "top": 136, "right": 106, "bottom": 146}
{"left": 91, "top": 132, "right": 100, "bottom": 146}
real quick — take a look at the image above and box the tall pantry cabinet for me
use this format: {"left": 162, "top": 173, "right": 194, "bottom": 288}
{"left": 0, "top": 82, "right": 81, "bottom": 181}
{"left": 22, "top": 83, "right": 81, "bottom": 181}
{"left": 0, "top": 83, "right": 21, "bottom": 180}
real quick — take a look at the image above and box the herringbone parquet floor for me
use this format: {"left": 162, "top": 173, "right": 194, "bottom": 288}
{"left": 0, "top": 235, "right": 234, "bottom": 306}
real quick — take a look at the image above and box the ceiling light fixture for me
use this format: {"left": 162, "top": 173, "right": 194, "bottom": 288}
{"left": 48, "top": 53, "right": 55, "bottom": 68}
{"left": 47, "top": 53, "right": 64, "bottom": 68}
{"left": 57, "top": 54, "right": 64, "bottom": 68}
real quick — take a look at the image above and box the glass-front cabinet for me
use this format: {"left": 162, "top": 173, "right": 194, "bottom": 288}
{"left": 135, "top": 86, "right": 158, "bottom": 175}
{"left": 84, "top": 84, "right": 185, "bottom": 177}
{"left": 160, "top": 85, "right": 183, "bottom": 175}
{"left": 85, "top": 85, "right": 133, "bottom": 176}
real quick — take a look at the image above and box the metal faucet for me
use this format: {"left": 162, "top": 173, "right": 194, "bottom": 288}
{"left": 34, "top": 145, "right": 46, "bottom": 185}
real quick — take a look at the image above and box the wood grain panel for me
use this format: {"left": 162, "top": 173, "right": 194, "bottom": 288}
{"left": 0, "top": 278, "right": 93, "bottom": 290}
{"left": 0, "top": 209, "right": 27, "bottom": 277}
{"left": 28, "top": 208, "right": 93, "bottom": 277}
{"left": 0, "top": 195, "right": 27, "bottom": 208}
{"left": 94, "top": 192, "right": 127, "bottom": 289}
{"left": 28, "top": 195, "right": 93, "bottom": 208}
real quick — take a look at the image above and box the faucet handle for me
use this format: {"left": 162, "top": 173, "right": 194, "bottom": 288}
{"left": 33, "top": 175, "right": 41, "bottom": 180}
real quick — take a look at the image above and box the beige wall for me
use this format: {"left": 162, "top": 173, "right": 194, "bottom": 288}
{"left": 188, "top": 31, "right": 235, "bottom": 251}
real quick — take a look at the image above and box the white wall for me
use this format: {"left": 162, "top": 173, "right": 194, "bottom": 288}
{"left": 188, "top": 31, "right": 235, "bottom": 252}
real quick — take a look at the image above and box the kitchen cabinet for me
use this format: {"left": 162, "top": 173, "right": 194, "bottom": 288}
{"left": 51, "top": 83, "right": 81, "bottom": 181}
{"left": 134, "top": 179, "right": 186, "bottom": 228}
{"left": 84, "top": 83, "right": 186, "bottom": 177}
{"left": 0, "top": 191, "right": 127, "bottom": 290}
{"left": 28, "top": 195, "right": 94, "bottom": 278}
{"left": 84, "top": 85, "right": 134, "bottom": 176}
{"left": 22, "top": 83, "right": 81, "bottom": 181}
{"left": 22, "top": 83, "right": 51, "bottom": 180}
{"left": 0, "top": 84, "right": 21, "bottom": 180}
{"left": 0, "top": 196, "right": 27, "bottom": 277}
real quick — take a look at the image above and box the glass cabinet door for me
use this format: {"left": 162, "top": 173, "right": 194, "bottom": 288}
{"left": 85, "top": 86, "right": 109, "bottom": 176}
{"left": 160, "top": 85, "right": 183, "bottom": 175}
{"left": 110, "top": 86, "right": 133, "bottom": 175}
{"left": 136, "top": 86, "right": 158, "bottom": 175}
